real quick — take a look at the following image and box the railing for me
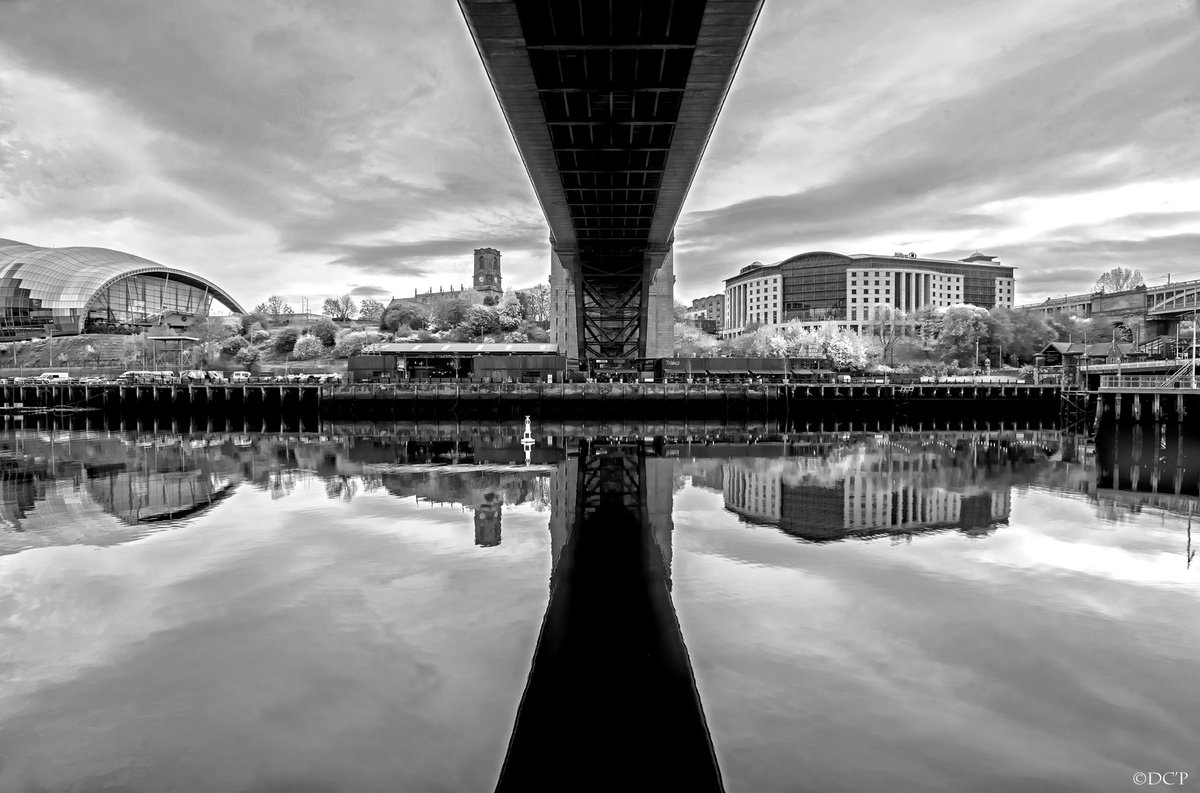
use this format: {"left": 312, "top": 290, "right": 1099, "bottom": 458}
{"left": 1157, "top": 363, "right": 1193, "bottom": 388}
{"left": 1098, "top": 374, "right": 1200, "bottom": 390}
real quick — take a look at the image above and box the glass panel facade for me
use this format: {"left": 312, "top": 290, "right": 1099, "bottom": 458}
{"left": 0, "top": 239, "right": 243, "bottom": 339}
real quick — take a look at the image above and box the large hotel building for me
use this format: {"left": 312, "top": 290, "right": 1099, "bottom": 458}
{"left": 719, "top": 250, "right": 1016, "bottom": 336}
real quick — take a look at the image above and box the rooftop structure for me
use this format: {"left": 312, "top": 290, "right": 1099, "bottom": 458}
{"left": 0, "top": 239, "right": 245, "bottom": 339}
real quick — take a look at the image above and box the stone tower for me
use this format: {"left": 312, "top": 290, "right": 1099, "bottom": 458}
{"left": 473, "top": 247, "right": 503, "bottom": 300}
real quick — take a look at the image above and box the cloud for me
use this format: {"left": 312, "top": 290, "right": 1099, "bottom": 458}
{"left": 0, "top": 0, "right": 1196, "bottom": 308}
{"left": 347, "top": 285, "right": 391, "bottom": 298}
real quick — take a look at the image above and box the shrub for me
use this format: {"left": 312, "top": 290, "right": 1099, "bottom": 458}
{"left": 220, "top": 335, "right": 249, "bottom": 356}
{"left": 250, "top": 329, "right": 270, "bottom": 344}
{"left": 274, "top": 326, "right": 301, "bottom": 353}
{"left": 234, "top": 346, "right": 260, "bottom": 366}
{"left": 332, "top": 330, "right": 387, "bottom": 357}
{"left": 291, "top": 334, "right": 324, "bottom": 360}
{"left": 309, "top": 317, "right": 338, "bottom": 346}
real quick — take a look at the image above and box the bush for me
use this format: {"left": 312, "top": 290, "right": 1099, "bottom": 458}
{"left": 381, "top": 305, "right": 430, "bottom": 332}
{"left": 234, "top": 346, "right": 260, "bottom": 366}
{"left": 332, "top": 330, "right": 388, "bottom": 357}
{"left": 220, "top": 335, "right": 249, "bottom": 356}
{"left": 309, "top": 317, "right": 338, "bottom": 346}
{"left": 291, "top": 334, "right": 324, "bottom": 360}
{"left": 274, "top": 326, "right": 301, "bottom": 353}
{"left": 250, "top": 329, "right": 270, "bottom": 344}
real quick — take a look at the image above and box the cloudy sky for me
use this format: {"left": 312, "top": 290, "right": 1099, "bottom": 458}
{"left": 1, "top": 0, "right": 1197, "bottom": 309}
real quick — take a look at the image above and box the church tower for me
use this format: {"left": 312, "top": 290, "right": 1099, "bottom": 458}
{"left": 473, "top": 247, "right": 503, "bottom": 301}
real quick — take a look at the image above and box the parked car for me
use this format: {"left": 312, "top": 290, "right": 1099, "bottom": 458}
{"left": 231, "top": 371, "right": 252, "bottom": 384}
{"left": 37, "top": 372, "right": 71, "bottom": 383}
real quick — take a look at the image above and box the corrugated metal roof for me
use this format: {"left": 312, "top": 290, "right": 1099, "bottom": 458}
{"left": 362, "top": 343, "right": 560, "bottom": 354}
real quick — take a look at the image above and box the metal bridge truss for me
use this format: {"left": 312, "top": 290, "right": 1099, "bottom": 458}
{"left": 1148, "top": 281, "right": 1200, "bottom": 316}
{"left": 578, "top": 255, "right": 644, "bottom": 359}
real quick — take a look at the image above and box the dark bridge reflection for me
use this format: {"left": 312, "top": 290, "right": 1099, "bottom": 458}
{"left": 497, "top": 440, "right": 723, "bottom": 792}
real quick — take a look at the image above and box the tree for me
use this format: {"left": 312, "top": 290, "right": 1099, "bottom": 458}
{"left": 358, "top": 298, "right": 385, "bottom": 323}
{"left": 673, "top": 300, "right": 692, "bottom": 323}
{"left": 381, "top": 304, "right": 430, "bottom": 332}
{"left": 862, "top": 306, "right": 908, "bottom": 363}
{"left": 332, "top": 330, "right": 388, "bottom": 357}
{"left": 517, "top": 320, "right": 550, "bottom": 343}
{"left": 234, "top": 346, "right": 260, "bottom": 367}
{"left": 911, "top": 305, "right": 945, "bottom": 359}
{"left": 498, "top": 291, "right": 524, "bottom": 331}
{"left": 121, "top": 334, "right": 149, "bottom": 365}
{"left": 185, "top": 341, "right": 221, "bottom": 368}
{"left": 291, "top": 334, "right": 324, "bottom": 360}
{"left": 253, "top": 296, "right": 294, "bottom": 316}
{"left": 432, "top": 297, "right": 473, "bottom": 330}
{"left": 1001, "top": 309, "right": 1057, "bottom": 363}
{"left": 936, "top": 305, "right": 991, "bottom": 366}
{"left": 464, "top": 304, "right": 501, "bottom": 338}
{"left": 322, "top": 294, "right": 357, "bottom": 321}
{"left": 674, "top": 322, "right": 720, "bottom": 356}
{"left": 517, "top": 283, "right": 551, "bottom": 323}
{"left": 309, "top": 317, "right": 339, "bottom": 346}
{"left": 1046, "top": 312, "right": 1098, "bottom": 344}
{"left": 1093, "top": 267, "right": 1144, "bottom": 294}
{"left": 220, "top": 335, "right": 250, "bottom": 357}
{"left": 274, "top": 326, "right": 301, "bottom": 353}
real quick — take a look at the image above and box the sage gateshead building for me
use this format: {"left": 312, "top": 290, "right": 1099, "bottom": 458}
{"left": 0, "top": 239, "right": 245, "bottom": 339}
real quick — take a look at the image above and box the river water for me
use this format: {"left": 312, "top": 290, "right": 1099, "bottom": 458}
{"left": 0, "top": 423, "right": 1195, "bottom": 792}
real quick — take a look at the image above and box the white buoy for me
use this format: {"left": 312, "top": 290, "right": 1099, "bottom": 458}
{"left": 521, "top": 414, "right": 535, "bottom": 465}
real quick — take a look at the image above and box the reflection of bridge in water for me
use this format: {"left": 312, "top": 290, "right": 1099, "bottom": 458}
{"left": 498, "top": 439, "right": 722, "bottom": 791}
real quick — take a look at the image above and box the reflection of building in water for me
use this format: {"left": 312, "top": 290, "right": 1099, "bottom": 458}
{"left": 475, "top": 494, "right": 502, "bottom": 547}
{"left": 0, "top": 429, "right": 560, "bottom": 554}
{"left": 720, "top": 445, "right": 1014, "bottom": 541}
{"left": 0, "top": 434, "right": 244, "bottom": 553}
{"left": 381, "top": 469, "right": 551, "bottom": 549}
{"left": 722, "top": 459, "right": 780, "bottom": 522}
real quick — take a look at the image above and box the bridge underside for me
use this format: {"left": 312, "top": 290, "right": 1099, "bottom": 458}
{"left": 459, "top": 0, "right": 763, "bottom": 360}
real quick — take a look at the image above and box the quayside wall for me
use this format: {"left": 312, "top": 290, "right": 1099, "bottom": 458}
{"left": 1, "top": 383, "right": 321, "bottom": 430}
{"left": 2, "top": 382, "right": 1061, "bottom": 430}
{"left": 319, "top": 382, "right": 1060, "bottom": 428}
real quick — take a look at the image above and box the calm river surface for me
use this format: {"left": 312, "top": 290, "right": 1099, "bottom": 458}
{"left": 0, "top": 423, "right": 1196, "bottom": 792}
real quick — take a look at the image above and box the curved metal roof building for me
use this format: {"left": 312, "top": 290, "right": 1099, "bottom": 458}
{"left": 0, "top": 239, "right": 245, "bottom": 338}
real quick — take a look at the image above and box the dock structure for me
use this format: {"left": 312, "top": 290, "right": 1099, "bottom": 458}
{"left": 1, "top": 382, "right": 322, "bottom": 429}
{"left": 319, "top": 381, "right": 1060, "bottom": 425}
{"left": 1093, "top": 367, "right": 1200, "bottom": 496}
{"left": 0, "top": 380, "right": 1063, "bottom": 430}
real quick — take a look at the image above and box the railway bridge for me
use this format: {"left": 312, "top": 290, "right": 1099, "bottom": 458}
{"left": 458, "top": 0, "right": 764, "bottom": 362}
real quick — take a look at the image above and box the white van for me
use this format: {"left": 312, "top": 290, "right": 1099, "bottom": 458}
{"left": 37, "top": 372, "right": 71, "bottom": 383}
{"left": 231, "top": 371, "right": 252, "bottom": 383}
